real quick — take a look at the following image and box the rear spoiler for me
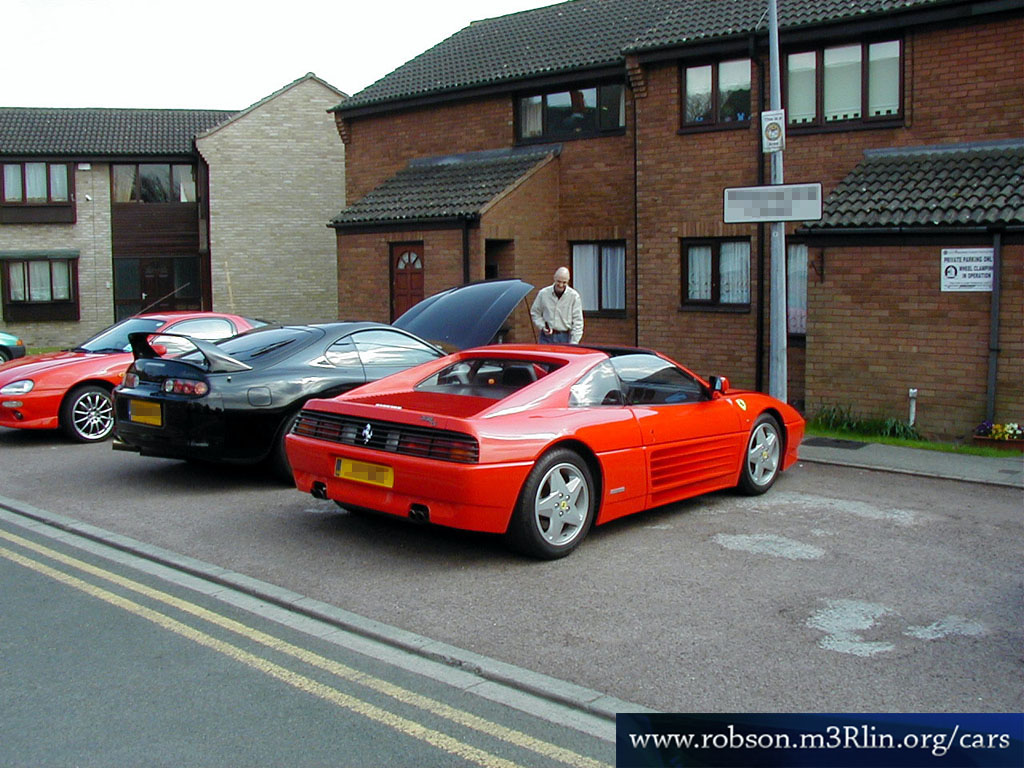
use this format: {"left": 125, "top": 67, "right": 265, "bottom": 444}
{"left": 127, "top": 332, "right": 253, "bottom": 373}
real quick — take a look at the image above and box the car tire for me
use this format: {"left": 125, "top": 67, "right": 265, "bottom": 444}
{"left": 269, "top": 410, "right": 302, "bottom": 484}
{"left": 738, "top": 413, "right": 782, "bottom": 495}
{"left": 507, "top": 447, "right": 595, "bottom": 560}
{"left": 0, "top": 348, "right": 10, "bottom": 363}
{"left": 60, "top": 384, "right": 115, "bottom": 442}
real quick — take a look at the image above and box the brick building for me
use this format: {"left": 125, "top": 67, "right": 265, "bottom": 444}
{"left": 329, "top": 0, "right": 1022, "bottom": 438}
{"left": 0, "top": 73, "right": 346, "bottom": 347}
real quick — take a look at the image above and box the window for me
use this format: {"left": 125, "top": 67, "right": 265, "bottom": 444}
{"left": 787, "top": 244, "right": 808, "bottom": 336}
{"left": 417, "top": 357, "right": 560, "bottom": 400}
{"left": 112, "top": 164, "right": 197, "bottom": 202}
{"left": 517, "top": 82, "right": 625, "bottom": 141}
{"left": 612, "top": 353, "right": 707, "bottom": 405}
{"left": 786, "top": 40, "right": 901, "bottom": 127}
{"left": 2, "top": 162, "right": 70, "bottom": 204}
{"left": 2, "top": 255, "right": 79, "bottom": 321}
{"left": 569, "top": 360, "right": 624, "bottom": 407}
{"left": 6, "top": 259, "right": 73, "bottom": 302}
{"left": 572, "top": 242, "right": 625, "bottom": 312}
{"left": 683, "top": 59, "right": 751, "bottom": 127}
{"left": 682, "top": 240, "right": 750, "bottom": 307}
{"left": 352, "top": 329, "right": 440, "bottom": 378}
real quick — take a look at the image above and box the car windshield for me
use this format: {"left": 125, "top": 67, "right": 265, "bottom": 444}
{"left": 416, "top": 357, "right": 561, "bottom": 400}
{"left": 74, "top": 318, "right": 164, "bottom": 353}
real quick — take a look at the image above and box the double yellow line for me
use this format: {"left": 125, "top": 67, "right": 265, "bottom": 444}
{"left": 0, "top": 528, "right": 610, "bottom": 768}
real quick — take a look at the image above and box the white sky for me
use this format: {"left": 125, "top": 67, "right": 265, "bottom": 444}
{"left": 5, "top": 0, "right": 557, "bottom": 110}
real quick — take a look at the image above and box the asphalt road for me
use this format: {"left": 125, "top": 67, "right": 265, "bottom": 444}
{"left": 0, "top": 511, "right": 614, "bottom": 767}
{"left": 1, "top": 426, "right": 1021, "bottom": 716}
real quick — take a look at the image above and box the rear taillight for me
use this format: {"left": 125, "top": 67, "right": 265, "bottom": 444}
{"left": 122, "top": 372, "right": 139, "bottom": 388}
{"left": 162, "top": 378, "right": 209, "bottom": 396}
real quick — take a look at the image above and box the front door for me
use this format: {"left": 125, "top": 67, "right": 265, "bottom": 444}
{"left": 113, "top": 256, "right": 202, "bottom": 319}
{"left": 391, "top": 244, "right": 424, "bottom": 320}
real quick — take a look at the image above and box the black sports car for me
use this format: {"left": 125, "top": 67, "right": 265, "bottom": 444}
{"left": 112, "top": 279, "right": 532, "bottom": 479}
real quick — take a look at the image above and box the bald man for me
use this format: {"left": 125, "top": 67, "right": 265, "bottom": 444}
{"left": 530, "top": 266, "right": 584, "bottom": 344}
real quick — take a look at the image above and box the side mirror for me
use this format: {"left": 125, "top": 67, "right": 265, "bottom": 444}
{"left": 708, "top": 375, "right": 730, "bottom": 397}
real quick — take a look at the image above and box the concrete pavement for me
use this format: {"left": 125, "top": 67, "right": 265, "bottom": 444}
{"left": 799, "top": 436, "right": 1024, "bottom": 489}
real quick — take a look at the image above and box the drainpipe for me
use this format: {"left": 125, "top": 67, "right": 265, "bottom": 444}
{"left": 461, "top": 217, "right": 471, "bottom": 284}
{"left": 985, "top": 230, "right": 1003, "bottom": 421}
{"left": 752, "top": 34, "right": 767, "bottom": 392}
{"left": 633, "top": 82, "right": 640, "bottom": 347}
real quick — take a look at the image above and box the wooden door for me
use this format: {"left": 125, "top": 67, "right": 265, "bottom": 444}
{"left": 391, "top": 244, "right": 424, "bottom": 320}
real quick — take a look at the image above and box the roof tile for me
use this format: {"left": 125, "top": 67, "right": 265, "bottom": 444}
{"left": 808, "top": 141, "right": 1024, "bottom": 230}
{"left": 331, "top": 145, "right": 560, "bottom": 227}
{"left": 0, "top": 108, "right": 235, "bottom": 156}
{"left": 338, "top": 0, "right": 958, "bottom": 112}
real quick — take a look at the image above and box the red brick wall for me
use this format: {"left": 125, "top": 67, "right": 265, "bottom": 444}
{"left": 337, "top": 13, "right": 1022, "bottom": 435}
{"left": 806, "top": 241, "right": 1023, "bottom": 438}
{"left": 632, "top": 14, "right": 1024, "bottom": 422}
{"left": 337, "top": 228, "right": 467, "bottom": 323}
{"left": 343, "top": 98, "right": 514, "bottom": 203}
{"left": 341, "top": 92, "right": 637, "bottom": 345}
{"left": 633, "top": 62, "right": 766, "bottom": 388}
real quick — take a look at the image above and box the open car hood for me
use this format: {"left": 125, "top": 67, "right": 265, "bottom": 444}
{"left": 392, "top": 278, "right": 533, "bottom": 350}
{"left": 127, "top": 332, "right": 253, "bottom": 373}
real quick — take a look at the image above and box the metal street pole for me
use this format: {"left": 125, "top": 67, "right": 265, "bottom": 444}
{"left": 767, "top": 0, "right": 788, "bottom": 402}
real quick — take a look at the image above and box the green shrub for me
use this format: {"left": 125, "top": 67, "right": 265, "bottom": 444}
{"left": 808, "top": 405, "right": 920, "bottom": 440}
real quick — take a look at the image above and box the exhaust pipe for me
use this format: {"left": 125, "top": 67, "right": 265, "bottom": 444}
{"left": 408, "top": 504, "right": 430, "bottom": 523}
{"left": 311, "top": 482, "right": 328, "bottom": 500}
{"left": 111, "top": 438, "right": 139, "bottom": 453}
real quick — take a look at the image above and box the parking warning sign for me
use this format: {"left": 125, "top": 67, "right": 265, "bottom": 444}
{"left": 940, "top": 248, "right": 994, "bottom": 292}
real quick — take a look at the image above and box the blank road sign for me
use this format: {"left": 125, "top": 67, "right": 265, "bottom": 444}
{"left": 724, "top": 183, "right": 822, "bottom": 223}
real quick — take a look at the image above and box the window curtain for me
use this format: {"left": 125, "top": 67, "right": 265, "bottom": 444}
{"left": 787, "top": 53, "right": 817, "bottom": 124}
{"left": 112, "top": 166, "right": 136, "bottom": 202}
{"left": 25, "top": 163, "right": 47, "bottom": 202}
{"left": 687, "top": 246, "right": 712, "bottom": 300}
{"left": 719, "top": 242, "right": 750, "bottom": 303}
{"left": 49, "top": 165, "right": 69, "bottom": 202}
{"left": 824, "top": 45, "right": 862, "bottom": 121}
{"left": 51, "top": 260, "right": 71, "bottom": 300}
{"left": 601, "top": 244, "right": 625, "bottom": 310}
{"left": 7, "top": 262, "right": 26, "bottom": 300}
{"left": 572, "top": 244, "right": 599, "bottom": 311}
{"left": 787, "top": 244, "right": 808, "bottom": 334}
{"left": 868, "top": 41, "right": 900, "bottom": 117}
{"left": 3, "top": 164, "right": 22, "bottom": 202}
{"left": 520, "top": 96, "right": 542, "bottom": 138}
{"left": 29, "top": 260, "right": 52, "bottom": 301}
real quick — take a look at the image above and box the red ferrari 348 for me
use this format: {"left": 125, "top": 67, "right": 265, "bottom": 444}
{"left": 286, "top": 344, "right": 804, "bottom": 559}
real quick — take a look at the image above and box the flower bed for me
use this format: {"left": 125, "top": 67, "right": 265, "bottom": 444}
{"left": 973, "top": 421, "right": 1024, "bottom": 451}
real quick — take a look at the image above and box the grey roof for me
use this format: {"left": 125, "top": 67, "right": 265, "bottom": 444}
{"left": 0, "top": 108, "right": 235, "bottom": 157}
{"left": 626, "top": 0, "right": 953, "bottom": 51}
{"left": 331, "top": 145, "right": 560, "bottom": 227}
{"left": 806, "top": 141, "right": 1024, "bottom": 230}
{"left": 337, "top": 0, "right": 962, "bottom": 113}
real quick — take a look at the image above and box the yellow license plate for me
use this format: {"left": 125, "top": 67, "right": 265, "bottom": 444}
{"left": 128, "top": 399, "right": 162, "bottom": 427}
{"left": 336, "top": 458, "right": 394, "bottom": 488}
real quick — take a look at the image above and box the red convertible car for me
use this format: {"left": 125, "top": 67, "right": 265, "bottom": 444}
{"left": 0, "top": 312, "right": 261, "bottom": 442}
{"left": 286, "top": 344, "right": 804, "bottom": 559}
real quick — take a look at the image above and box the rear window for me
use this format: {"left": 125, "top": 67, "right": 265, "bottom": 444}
{"left": 180, "top": 326, "right": 322, "bottom": 367}
{"left": 416, "top": 358, "right": 561, "bottom": 400}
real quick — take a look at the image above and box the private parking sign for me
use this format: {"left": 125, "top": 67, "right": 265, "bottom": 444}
{"left": 940, "top": 248, "right": 994, "bottom": 291}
